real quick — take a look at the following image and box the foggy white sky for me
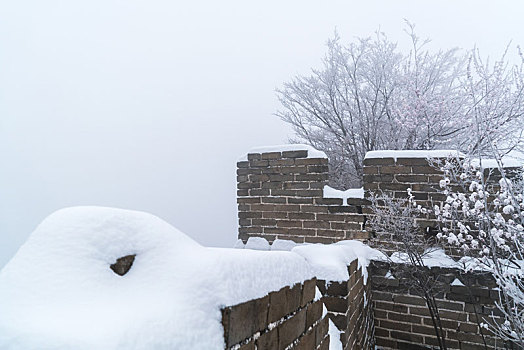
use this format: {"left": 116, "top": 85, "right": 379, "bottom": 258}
{"left": 1, "top": 0, "right": 523, "bottom": 267}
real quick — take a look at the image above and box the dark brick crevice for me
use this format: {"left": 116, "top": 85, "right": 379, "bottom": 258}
{"left": 110, "top": 254, "right": 136, "bottom": 276}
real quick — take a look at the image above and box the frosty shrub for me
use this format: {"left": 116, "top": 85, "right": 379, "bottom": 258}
{"left": 370, "top": 191, "right": 449, "bottom": 349}
{"left": 430, "top": 155, "right": 524, "bottom": 347}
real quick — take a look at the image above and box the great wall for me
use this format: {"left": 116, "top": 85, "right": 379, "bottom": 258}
{"left": 226, "top": 145, "right": 519, "bottom": 350}
{"left": 0, "top": 144, "right": 519, "bottom": 350}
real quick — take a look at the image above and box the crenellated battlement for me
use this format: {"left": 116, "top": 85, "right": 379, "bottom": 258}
{"left": 236, "top": 146, "right": 468, "bottom": 249}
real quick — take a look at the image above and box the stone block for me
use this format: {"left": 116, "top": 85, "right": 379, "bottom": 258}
{"left": 270, "top": 159, "right": 296, "bottom": 167}
{"left": 316, "top": 229, "right": 345, "bottom": 237}
{"left": 276, "top": 220, "right": 303, "bottom": 228}
{"left": 363, "top": 158, "right": 395, "bottom": 166}
{"left": 303, "top": 221, "right": 330, "bottom": 229}
{"left": 237, "top": 341, "right": 255, "bottom": 350}
{"left": 256, "top": 328, "right": 278, "bottom": 349}
{"left": 380, "top": 166, "right": 411, "bottom": 174}
{"left": 307, "top": 165, "right": 329, "bottom": 174}
{"left": 301, "top": 278, "right": 317, "bottom": 307}
{"left": 261, "top": 152, "right": 282, "bottom": 160}
{"left": 315, "top": 317, "right": 329, "bottom": 347}
{"left": 278, "top": 307, "right": 307, "bottom": 349}
{"left": 268, "top": 283, "right": 302, "bottom": 323}
{"left": 223, "top": 294, "right": 269, "bottom": 347}
{"left": 250, "top": 160, "right": 269, "bottom": 167}
{"left": 325, "top": 280, "right": 349, "bottom": 297}
{"left": 395, "top": 158, "right": 431, "bottom": 166}
{"left": 327, "top": 206, "right": 358, "bottom": 214}
{"left": 295, "top": 158, "right": 328, "bottom": 166}
{"left": 247, "top": 153, "right": 261, "bottom": 161}
{"left": 323, "top": 296, "right": 349, "bottom": 314}
{"left": 411, "top": 166, "right": 442, "bottom": 174}
{"left": 293, "top": 327, "right": 315, "bottom": 350}
{"left": 282, "top": 150, "right": 309, "bottom": 158}
{"left": 305, "top": 300, "right": 322, "bottom": 329}
{"left": 288, "top": 228, "right": 317, "bottom": 236}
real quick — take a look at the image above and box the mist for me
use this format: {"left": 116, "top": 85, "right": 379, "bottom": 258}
{"left": 1, "top": 0, "right": 523, "bottom": 267}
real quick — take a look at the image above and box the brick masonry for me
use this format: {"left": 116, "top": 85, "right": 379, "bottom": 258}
{"left": 221, "top": 258, "right": 375, "bottom": 350}
{"left": 236, "top": 149, "right": 461, "bottom": 250}
{"left": 369, "top": 261, "right": 509, "bottom": 350}
{"left": 221, "top": 278, "right": 330, "bottom": 350}
{"left": 237, "top": 147, "right": 520, "bottom": 251}
{"left": 317, "top": 259, "right": 375, "bottom": 350}
{"left": 236, "top": 146, "right": 516, "bottom": 349}
{"left": 237, "top": 150, "right": 369, "bottom": 245}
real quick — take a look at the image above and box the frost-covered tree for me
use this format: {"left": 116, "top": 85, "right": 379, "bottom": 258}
{"left": 276, "top": 23, "right": 524, "bottom": 189}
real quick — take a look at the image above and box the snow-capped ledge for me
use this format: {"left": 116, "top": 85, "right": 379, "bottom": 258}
{"left": 323, "top": 185, "right": 364, "bottom": 206}
{"left": 471, "top": 157, "right": 523, "bottom": 169}
{"left": 239, "top": 144, "right": 327, "bottom": 161}
{"left": 365, "top": 150, "right": 464, "bottom": 161}
{"left": 0, "top": 207, "right": 314, "bottom": 350}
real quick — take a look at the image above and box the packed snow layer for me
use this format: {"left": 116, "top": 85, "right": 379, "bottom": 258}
{"left": 323, "top": 185, "right": 364, "bottom": 205}
{"left": 235, "top": 238, "right": 385, "bottom": 283}
{"left": 389, "top": 248, "right": 458, "bottom": 268}
{"left": 365, "top": 150, "right": 464, "bottom": 161}
{"left": 384, "top": 249, "right": 524, "bottom": 278}
{"left": 0, "top": 207, "right": 314, "bottom": 350}
{"left": 471, "top": 157, "right": 523, "bottom": 169}
{"left": 292, "top": 241, "right": 386, "bottom": 283}
{"left": 239, "top": 143, "right": 327, "bottom": 161}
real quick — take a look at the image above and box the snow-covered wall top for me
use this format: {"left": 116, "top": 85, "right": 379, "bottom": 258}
{"left": 0, "top": 206, "right": 382, "bottom": 350}
{"left": 0, "top": 207, "right": 315, "bottom": 350}
{"left": 364, "top": 149, "right": 465, "bottom": 160}
{"left": 239, "top": 143, "right": 327, "bottom": 161}
{"left": 471, "top": 157, "right": 524, "bottom": 169}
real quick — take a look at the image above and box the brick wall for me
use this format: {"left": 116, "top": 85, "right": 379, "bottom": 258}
{"left": 237, "top": 147, "right": 521, "bottom": 249}
{"left": 361, "top": 154, "right": 450, "bottom": 254}
{"left": 221, "top": 278, "right": 330, "bottom": 350}
{"left": 236, "top": 149, "right": 461, "bottom": 248}
{"left": 222, "top": 259, "right": 376, "bottom": 350}
{"left": 236, "top": 146, "right": 518, "bottom": 349}
{"left": 317, "top": 259, "right": 375, "bottom": 350}
{"left": 237, "top": 150, "right": 369, "bottom": 245}
{"left": 369, "top": 261, "right": 508, "bottom": 350}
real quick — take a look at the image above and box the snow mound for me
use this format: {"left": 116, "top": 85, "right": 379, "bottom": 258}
{"left": 245, "top": 236, "right": 270, "bottom": 250}
{"left": 233, "top": 239, "right": 245, "bottom": 249}
{"left": 270, "top": 239, "right": 298, "bottom": 251}
{"left": 365, "top": 150, "right": 464, "bottom": 161}
{"left": 239, "top": 144, "right": 327, "bottom": 161}
{"left": 292, "top": 240, "right": 385, "bottom": 283}
{"left": 323, "top": 185, "right": 364, "bottom": 205}
{"left": 0, "top": 207, "right": 313, "bottom": 350}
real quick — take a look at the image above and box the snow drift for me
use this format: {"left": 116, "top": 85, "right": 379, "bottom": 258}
{"left": 0, "top": 207, "right": 314, "bottom": 350}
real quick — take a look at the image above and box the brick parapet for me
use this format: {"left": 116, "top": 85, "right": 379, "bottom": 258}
{"left": 362, "top": 156, "right": 453, "bottom": 254}
{"left": 237, "top": 149, "right": 370, "bottom": 245}
{"left": 235, "top": 146, "right": 521, "bottom": 349}
{"left": 317, "top": 259, "right": 375, "bottom": 350}
{"left": 221, "top": 278, "right": 330, "bottom": 350}
{"left": 238, "top": 146, "right": 523, "bottom": 249}
{"left": 369, "top": 260, "right": 508, "bottom": 350}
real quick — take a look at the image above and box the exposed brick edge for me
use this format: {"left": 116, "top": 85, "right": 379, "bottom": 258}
{"left": 222, "top": 278, "right": 330, "bottom": 350}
